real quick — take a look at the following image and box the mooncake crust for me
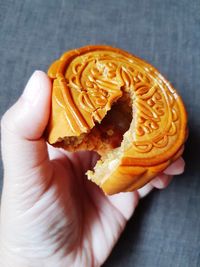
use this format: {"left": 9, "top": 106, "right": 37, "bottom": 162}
{"left": 46, "top": 45, "right": 187, "bottom": 195}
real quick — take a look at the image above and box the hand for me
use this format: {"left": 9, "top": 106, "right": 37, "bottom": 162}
{"left": 0, "top": 71, "right": 185, "bottom": 267}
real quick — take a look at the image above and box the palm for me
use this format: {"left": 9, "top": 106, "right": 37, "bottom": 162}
{"left": 42, "top": 147, "right": 137, "bottom": 266}
{"left": 1, "top": 145, "right": 137, "bottom": 267}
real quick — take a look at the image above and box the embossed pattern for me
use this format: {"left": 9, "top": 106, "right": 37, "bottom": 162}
{"left": 47, "top": 47, "right": 184, "bottom": 158}
{"left": 46, "top": 45, "right": 187, "bottom": 195}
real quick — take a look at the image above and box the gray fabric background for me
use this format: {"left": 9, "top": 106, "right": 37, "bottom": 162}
{"left": 0, "top": 0, "right": 200, "bottom": 266}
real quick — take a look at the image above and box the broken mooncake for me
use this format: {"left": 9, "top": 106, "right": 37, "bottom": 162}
{"left": 46, "top": 45, "right": 187, "bottom": 195}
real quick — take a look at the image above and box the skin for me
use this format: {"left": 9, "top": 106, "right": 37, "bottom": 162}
{"left": 0, "top": 71, "right": 185, "bottom": 267}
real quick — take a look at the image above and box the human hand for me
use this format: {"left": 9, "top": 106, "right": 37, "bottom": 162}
{"left": 0, "top": 71, "right": 185, "bottom": 267}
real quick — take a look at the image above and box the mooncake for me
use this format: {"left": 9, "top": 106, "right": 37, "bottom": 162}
{"left": 46, "top": 45, "right": 187, "bottom": 195}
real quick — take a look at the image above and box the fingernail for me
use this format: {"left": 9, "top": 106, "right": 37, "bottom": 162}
{"left": 22, "top": 71, "right": 42, "bottom": 105}
{"left": 164, "top": 157, "right": 185, "bottom": 175}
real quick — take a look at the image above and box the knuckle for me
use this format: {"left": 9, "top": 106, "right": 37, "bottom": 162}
{"left": 1, "top": 107, "right": 16, "bottom": 135}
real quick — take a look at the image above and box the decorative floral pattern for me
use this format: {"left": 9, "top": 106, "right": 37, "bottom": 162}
{"left": 62, "top": 51, "right": 178, "bottom": 153}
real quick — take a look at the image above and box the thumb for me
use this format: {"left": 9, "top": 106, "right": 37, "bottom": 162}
{"left": 1, "top": 71, "right": 52, "bottom": 179}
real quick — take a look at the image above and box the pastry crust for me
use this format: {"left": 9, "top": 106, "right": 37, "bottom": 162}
{"left": 46, "top": 45, "right": 188, "bottom": 195}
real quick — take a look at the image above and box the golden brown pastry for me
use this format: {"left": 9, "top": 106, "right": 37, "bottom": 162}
{"left": 46, "top": 45, "right": 188, "bottom": 195}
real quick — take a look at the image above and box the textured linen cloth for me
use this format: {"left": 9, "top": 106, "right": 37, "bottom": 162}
{"left": 0, "top": 0, "right": 200, "bottom": 266}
